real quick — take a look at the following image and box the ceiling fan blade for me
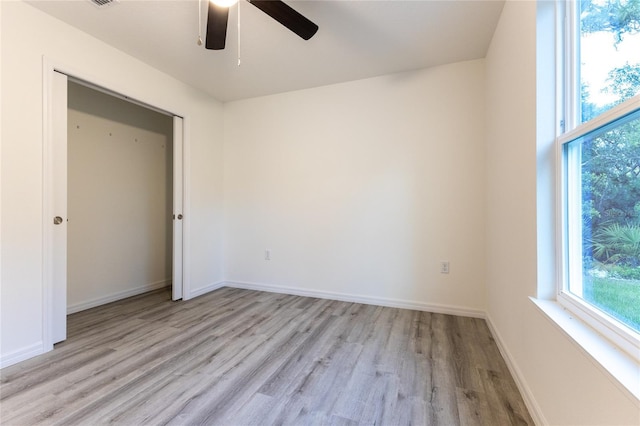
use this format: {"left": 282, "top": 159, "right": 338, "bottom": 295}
{"left": 249, "top": 0, "right": 318, "bottom": 41}
{"left": 206, "top": 2, "right": 229, "bottom": 50}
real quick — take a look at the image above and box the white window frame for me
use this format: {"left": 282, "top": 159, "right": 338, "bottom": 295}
{"left": 557, "top": 0, "right": 640, "bottom": 361}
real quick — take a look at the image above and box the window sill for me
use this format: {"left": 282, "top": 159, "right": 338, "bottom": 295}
{"left": 530, "top": 297, "right": 640, "bottom": 402}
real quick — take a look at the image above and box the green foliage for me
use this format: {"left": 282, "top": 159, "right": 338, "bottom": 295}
{"left": 577, "top": 0, "right": 640, "bottom": 332}
{"left": 608, "top": 264, "right": 640, "bottom": 279}
{"left": 605, "top": 62, "right": 640, "bottom": 101}
{"left": 581, "top": 113, "right": 640, "bottom": 269}
{"left": 580, "top": 64, "right": 640, "bottom": 121}
{"left": 579, "top": 0, "right": 640, "bottom": 276}
{"left": 591, "top": 223, "right": 640, "bottom": 265}
{"left": 581, "top": 0, "right": 640, "bottom": 45}
{"left": 583, "top": 276, "right": 640, "bottom": 332}
{"left": 581, "top": 83, "right": 608, "bottom": 122}
{"left": 581, "top": 115, "right": 640, "bottom": 232}
{"left": 580, "top": 0, "right": 640, "bottom": 121}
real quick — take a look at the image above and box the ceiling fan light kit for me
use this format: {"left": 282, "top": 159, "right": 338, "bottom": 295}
{"left": 205, "top": 0, "right": 318, "bottom": 51}
{"left": 211, "top": 0, "right": 239, "bottom": 8}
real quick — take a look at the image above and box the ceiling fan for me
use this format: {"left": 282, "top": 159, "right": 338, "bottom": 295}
{"left": 205, "top": 0, "right": 319, "bottom": 50}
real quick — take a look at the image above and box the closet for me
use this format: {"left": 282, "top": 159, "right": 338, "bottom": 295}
{"left": 66, "top": 81, "right": 174, "bottom": 313}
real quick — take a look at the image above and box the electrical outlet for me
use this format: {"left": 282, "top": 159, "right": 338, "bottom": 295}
{"left": 440, "top": 261, "right": 450, "bottom": 274}
{"left": 265, "top": 249, "right": 271, "bottom": 261}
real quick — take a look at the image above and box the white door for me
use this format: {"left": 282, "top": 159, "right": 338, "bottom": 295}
{"left": 172, "top": 116, "right": 184, "bottom": 301}
{"left": 52, "top": 71, "right": 68, "bottom": 344}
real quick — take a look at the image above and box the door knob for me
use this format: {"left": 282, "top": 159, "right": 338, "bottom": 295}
{"left": 53, "top": 216, "right": 63, "bottom": 225}
{"left": 177, "top": 214, "right": 183, "bottom": 220}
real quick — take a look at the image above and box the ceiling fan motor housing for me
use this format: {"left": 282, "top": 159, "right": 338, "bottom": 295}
{"left": 89, "top": 0, "right": 116, "bottom": 8}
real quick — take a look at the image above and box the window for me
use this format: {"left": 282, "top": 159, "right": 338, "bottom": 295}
{"left": 558, "top": 0, "right": 640, "bottom": 359}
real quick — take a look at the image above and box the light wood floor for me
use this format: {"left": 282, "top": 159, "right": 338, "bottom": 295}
{"left": 1, "top": 287, "right": 533, "bottom": 425}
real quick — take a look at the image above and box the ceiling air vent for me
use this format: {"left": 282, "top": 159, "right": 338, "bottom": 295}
{"left": 89, "top": 0, "right": 116, "bottom": 7}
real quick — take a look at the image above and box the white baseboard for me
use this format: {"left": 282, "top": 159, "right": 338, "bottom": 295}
{"left": 223, "top": 280, "right": 485, "bottom": 319}
{"left": 485, "top": 314, "right": 546, "bottom": 426}
{"left": 67, "top": 279, "right": 171, "bottom": 314}
{"left": 0, "top": 342, "right": 44, "bottom": 369}
{"left": 188, "top": 280, "right": 227, "bottom": 299}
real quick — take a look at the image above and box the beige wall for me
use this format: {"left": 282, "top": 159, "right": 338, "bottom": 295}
{"left": 1, "top": 1, "right": 224, "bottom": 366}
{"left": 223, "top": 60, "right": 487, "bottom": 313}
{"left": 485, "top": 1, "right": 639, "bottom": 424}
{"left": 67, "top": 82, "right": 173, "bottom": 312}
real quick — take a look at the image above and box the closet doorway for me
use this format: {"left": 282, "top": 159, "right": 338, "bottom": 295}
{"left": 46, "top": 70, "right": 185, "bottom": 346}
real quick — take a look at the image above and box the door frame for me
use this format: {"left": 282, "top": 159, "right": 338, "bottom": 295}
{"left": 42, "top": 57, "right": 190, "bottom": 351}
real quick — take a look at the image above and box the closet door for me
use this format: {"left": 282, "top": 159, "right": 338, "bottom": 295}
{"left": 51, "top": 71, "right": 68, "bottom": 344}
{"left": 172, "top": 116, "right": 184, "bottom": 301}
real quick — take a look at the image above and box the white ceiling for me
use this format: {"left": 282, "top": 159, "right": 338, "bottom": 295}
{"left": 26, "top": 0, "right": 505, "bottom": 102}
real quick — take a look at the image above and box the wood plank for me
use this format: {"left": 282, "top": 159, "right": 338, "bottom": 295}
{"left": 0, "top": 287, "right": 534, "bottom": 425}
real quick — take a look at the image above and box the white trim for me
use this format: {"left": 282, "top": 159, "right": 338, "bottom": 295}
{"left": 67, "top": 280, "right": 171, "bottom": 314}
{"left": 0, "top": 0, "right": 2, "bottom": 371}
{"left": 189, "top": 281, "right": 227, "bottom": 299}
{"left": 556, "top": 99, "right": 640, "bottom": 360}
{"left": 531, "top": 298, "right": 640, "bottom": 405}
{"left": 42, "top": 57, "right": 55, "bottom": 353}
{"left": 564, "top": 0, "right": 580, "bottom": 130}
{"left": 485, "top": 314, "right": 548, "bottom": 426}
{"left": 0, "top": 342, "right": 44, "bottom": 369}
{"left": 556, "top": 0, "right": 567, "bottom": 134}
{"left": 224, "top": 280, "right": 485, "bottom": 318}
{"left": 558, "top": 291, "right": 640, "bottom": 361}
{"left": 181, "top": 117, "right": 192, "bottom": 301}
{"left": 557, "top": 95, "right": 640, "bottom": 144}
